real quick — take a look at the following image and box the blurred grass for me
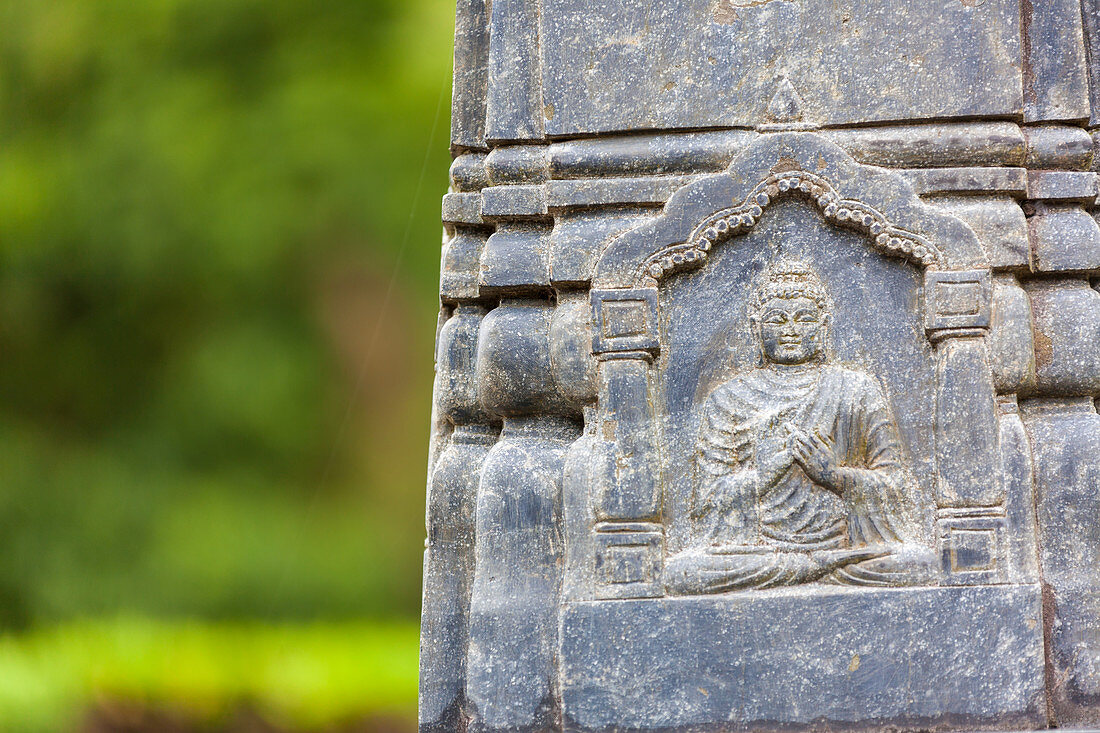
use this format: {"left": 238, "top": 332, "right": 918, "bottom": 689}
{"left": 0, "top": 618, "right": 419, "bottom": 732}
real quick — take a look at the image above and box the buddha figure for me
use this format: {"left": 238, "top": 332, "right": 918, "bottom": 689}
{"left": 664, "top": 262, "right": 935, "bottom": 593}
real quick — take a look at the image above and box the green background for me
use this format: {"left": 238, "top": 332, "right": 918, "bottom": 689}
{"left": 0, "top": 0, "right": 451, "bottom": 728}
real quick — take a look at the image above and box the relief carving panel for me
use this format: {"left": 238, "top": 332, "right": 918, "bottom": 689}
{"left": 426, "top": 2, "right": 1100, "bottom": 717}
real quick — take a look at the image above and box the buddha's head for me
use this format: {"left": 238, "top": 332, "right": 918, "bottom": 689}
{"left": 749, "top": 262, "right": 831, "bottom": 366}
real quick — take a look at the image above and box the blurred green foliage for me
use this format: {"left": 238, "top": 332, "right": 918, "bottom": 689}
{"left": 0, "top": 618, "right": 419, "bottom": 731}
{"left": 0, "top": 0, "right": 453, "bottom": 625}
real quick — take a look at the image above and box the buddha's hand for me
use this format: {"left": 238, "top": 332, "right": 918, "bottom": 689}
{"left": 755, "top": 438, "right": 794, "bottom": 488}
{"left": 789, "top": 428, "right": 842, "bottom": 495}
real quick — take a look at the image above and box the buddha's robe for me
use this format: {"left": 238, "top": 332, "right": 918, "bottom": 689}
{"left": 665, "top": 364, "right": 933, "bottom": 593}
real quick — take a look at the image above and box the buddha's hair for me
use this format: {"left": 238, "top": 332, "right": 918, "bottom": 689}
{"left": 750, "top": 261, "right": 831, "bottom": 318}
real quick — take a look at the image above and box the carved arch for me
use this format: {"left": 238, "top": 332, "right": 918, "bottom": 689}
{"left": 582, "top": 131, "right": 999, "bottom": 601}
{"left": 592, "top": 131, "right": 985, "bottom": 290}
{"left": 636, "top": 168, "right": 943, "bottom": 286}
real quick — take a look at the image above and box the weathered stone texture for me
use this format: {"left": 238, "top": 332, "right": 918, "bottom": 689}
{"left": 421, "top": 1, "right": 1100, "bottom": 731}
{"left": 540, "top": 0, "right": 1022, "bottom": 135}
{"left": 1022, "top": 398, "right": 1100, "bottom": 727}
{"left": 1022, "top": 0, "right": 1091, "bottom": 122}
{"left": 421, "top": 305, "right": 497, "bottom": 732}
{"left": 561, "top": 587, "right": 1046, "bottom": 731}
{"left": 1024, "top": 278, "right": 1100, "bottom": 396}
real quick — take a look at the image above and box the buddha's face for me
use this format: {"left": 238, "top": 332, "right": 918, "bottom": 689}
{"left": 755, "top": 296, "right": 828, "bottom": 365}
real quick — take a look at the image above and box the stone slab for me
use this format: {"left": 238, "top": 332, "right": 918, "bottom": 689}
{"left": 544, "top": 125, "right": 1028, "bottom": 178}
{"left": 1027, "top": 171, "right": 1099, "bottom": 203}
{"left": 1023, "top": 400, "right": 1100, "bottom": 727}
{"left": 1086, "top": 0, "right": 1100, "bottom": 127}
{"left": 450, "top": 0, "right": 490, "bottom": 149}
{"left": 549, "top": 132, "right": 757, "bottom": 179}
{"left": 442, "top": 192, "right": 484, "bottom": 225}
{"left": 560, "top": 585, "right": 1047, "bottom": 732}
{"left": 1028, "top": 206, "right": 1100, "bottom": 273}
{"left": 925, "top": 196, "right": 1029, "bottom": 270}
{"left": 824, "top": 123, "right": 1026, "bottom": 169}
{"left": 540, "top": 0, "right": 1022, "bottom": 136}
{"left": 484, "top": 0, "right": 543, "bottom": 141}
{"left": 904, "top": 168, "right": 1027, "bottom": 197}
{"left": 547, "top": 176, "right": 703, "bottom": 210}
{"left": 480, "top": 185, "right": 548, "bottom": 219}
{"left": 1022, "top": 126, "right": 1095, "bottom": 171}
{"left": 1022, "top": 0, "right": 1091, "bottom": 123}
{"left": 550, "top": 209, "right": 654, "bottom": 285}
{"left": 1025, "top": 171, "right": 1095, "bottom": 202}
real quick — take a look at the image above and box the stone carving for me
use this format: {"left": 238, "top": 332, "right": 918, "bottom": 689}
{"left": 426, "top": 0, "right": 1100, "bottom": 730}
{"left": 639, "top": 169, "right": 942, "bottom": 285}
{"left": 665, "top": 262, "right": 933, "bottom": 593}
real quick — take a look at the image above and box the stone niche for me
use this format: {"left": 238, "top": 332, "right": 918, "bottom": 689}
{"left": 564, "top": 132, "right": 1043, "bottom": 731}
{"left": 425, "top": 0, "right": 1100, "bottom": 731}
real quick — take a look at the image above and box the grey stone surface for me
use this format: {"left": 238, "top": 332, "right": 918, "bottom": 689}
{"left": 449, "top": 0, "right": 488, "bottom": 150}
{"left": 440, "top": 227, "right": 488, "bottom": 301}
{"left": 480, "top": 224, "right": 551, "bottom": 292}
{"left": 1023, "top": 126, "right": 1095, "bottom": 170}
{"left": 549, "top": 209, "right": 654, "bottom": 286}
{"left": 926, "top": 195, "right": 1029, "bottom": 270}
{"left": 540, "top": 0, "right": 1022, "bottom": 135}
{"left": 989, "top": 275, "right": 1036, "bottom": 394}
{"left": 480, "top": 186, "right": 548, "bottom": 220}
{"left": 998, "top": 395, "right": 1040, "bottom": 584}
{"left": 441, "top": 193, "right": 483, "bottom": 226}
{"left": 450, "top": 153, "right": 489, "bottom": 192}
{"left": 904, "top": 168, "right": 1028, "bottom": 197}
{"left": 424, "top": 1, "right": 1100, "bottom": 730}
{"left": 561, "top": 587, "right": 1046, "bottom": 731}
{"left": 545, "top": 124, "right": 1031, "bottom": 177}
{"left": 1022, "top": 399, "right": 1100, "bottom": 727}
{"left": 546, "top": 176, "right": 703, "bottom": 211}
{"left": 1027, "top": 171, "right": 1099, "bottom": 203}
{"left": 1028, "top": 204, "right": 1100, "bottom": 273}
{"left": 549, "top": 131, "right": 758, "bottom": 179}
{"left": 1086, "top": 0, "right": 1100, "bottom": 127}
{"left": 1023, "top": 278, "right": 1100, "bottom": 397}
{"left": 1022, "top": 0, "right": 1091, "bottom": 123}
{"left": 421, "top": 306, "right": 498, "bottom": 732}
{"left": 823, "top": 123, "right": 1027, "bottom": 169}
{"left": 483, "top": 0, "right": 541, "bottom": 142}
{"left": 485, "top": 147, "right": 550, "bottom": 186}
{"left": 467, "top": 300, "right": 581, "bottom": 731}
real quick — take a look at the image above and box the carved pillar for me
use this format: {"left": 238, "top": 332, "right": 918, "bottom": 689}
{"left": 1021, "top": 277, "right": 1100, "bottom": 726}
{"left": 989, "top": 275, "right": 1040, "bottom": 584}
{"left": 588, "top": 287, "right": 663, "bottom": 599}
{"left": 1023, "top": 396, "right": 1100, "bottom": 726}
{"left": 925, "top": 269, "right": 1005, "bottom": 584}
{"left": 466, "top": 299, "right": 579, "bottom": 732}
{"left": 421, "top": 305, "right": 498, "bottom": 733}
{"left": 550, "top": 291, "right": 600, "bottom": 602}
{"left": 560, "top": 403, "right": 599, "bottom": 602}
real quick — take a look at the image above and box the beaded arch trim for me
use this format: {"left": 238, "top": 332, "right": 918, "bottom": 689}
{"left": 635, "top": 169, "right": 944, "bottom": 286}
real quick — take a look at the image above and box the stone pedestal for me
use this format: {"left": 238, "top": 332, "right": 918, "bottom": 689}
{"left": 561, "top": 586, "right": 1046, "bottom": 732}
